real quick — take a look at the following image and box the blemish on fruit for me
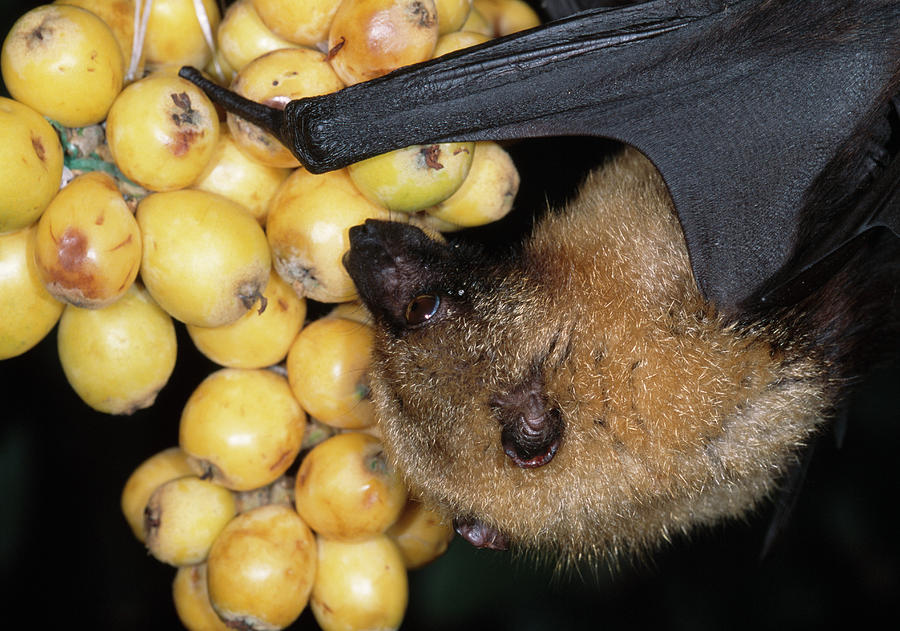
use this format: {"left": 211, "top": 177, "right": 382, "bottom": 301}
{"left": 110, "top": 233, "right": 134, "bottom": 250}
{"left": 408, "top": 1, "right": 436, "bottom": 28}
{"left": 31, "top": 134, "right": 45, "bottom": 161}
{"left": 26, "top": 17, "right": 53, "bottom": 49}
{"left": 269, "top": 450, "right": 292, "bottom": 472}
{"left": 169, "top": 92, "right": 198, "bottom": 126}
{"left": 326, "top": 37, "right": 346, "bottom": 62}
{"left": 421, "top": 144, "right": 444, "bottom": 170}
{"left": 58, "top": 226, "right": 88, "bottom": 271}
{"left": 170, "top": 129, "right": 201, "bottom": 156}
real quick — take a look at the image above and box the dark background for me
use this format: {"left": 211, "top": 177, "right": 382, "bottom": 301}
{"left": 2, "top": 1, "right": 898, "bottom": 629}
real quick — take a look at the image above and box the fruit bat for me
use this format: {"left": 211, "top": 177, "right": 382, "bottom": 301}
{"left": 180, "top": 0, "right": 900, "bottom": 560}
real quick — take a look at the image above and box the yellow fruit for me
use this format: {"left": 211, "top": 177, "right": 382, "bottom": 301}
{"left": 311, "top": 535, "right": 408, "bottom": 631}
{"left": 144, "top": 475, "right": 236, "bottom": 566}
{"left": 459, "top": 7, "right": 492, "bottom": 36}
{"left": 0, "top": 97, "right": 63, "bottom": 234}
{"left": 433, "top": 29, "right": 490, "bottom": 57}
{"left": 187, "top": 268, "right": 306, "bottom": 369}
{"left": 106, "top": 73, "right": 220, "bottom": 192}
{"left": 406, "top": 209, "right": 461, "bottom": 233}
{"left": 426, "top": 140, "right": 519, "bottom": 227}
{"left": 191, "top": 127, "right": 291, "bottom": 225}
{"left": 33, "top": 172, "right": 141, "bottom": 308}
{"left": 0, "top": 226, "right": 64, "bottom": 360}
{"left": 327, "top": 0, "right": 439, "bottom": 85}
{"left": 266, "top": 167, "right": 390, "bottom": 303}
{"left": 57, "top": 283, "right": 177, "bottom": 414}
{"left": 326, "top": 301, "right": 373, "bottom": 326}
{"left": 1, "top": 4, "right": 124, "bottom": 126}
{"left": 386, "top": 500, "right": 455, "bottom": 569}
{"left": 143, "top": 0, "right": 221, "bottom": 69}
{"left": 137, "top": 189, "right": 270, "bottom": 327}
{"left": 205, "top": 47, "right": 236, "bottom": 85}
{"left": 55, "top": 0, "right": 145, "bottom": 78}
{"left": 179, "top": 368, "right": 306, "bottom": 491}
{"left": 435, "top": 0, "right": 473, "bottom": 34}
{"left": 121, "top": 446, "right": 195, "bottom": 542}
{"left": 472, "top": 0, "right": 540, "bottom": 36}
{"left": 294, "top": 432, "right": 407, "bottom": 540}
{"left": 173, "top": 564, "right": 232, "bottom": 631}
{"left": 252, "top": 0, "right": 343, "bottom": 47}
{"left": 227, "top": 47, "right": 344, "bottom": 168}
{"left": 348, "top": 142, "right": 475, "bottom": 213}
{"left": 207, "top": 504, "right": 317, "bottom": 630}
{"left": 286, "top": 317, "right": 377, "bottom": 429}
{"left": 218, "top": 0, "right": 299, "bottom": 71}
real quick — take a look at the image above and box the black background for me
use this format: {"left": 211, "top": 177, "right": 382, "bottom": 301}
{"left": 2, "top": 1, "right": 898, "bottom": 629}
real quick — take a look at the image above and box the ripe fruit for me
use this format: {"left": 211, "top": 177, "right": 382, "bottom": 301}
{"left": 121, "top": 446, "right": 195, "bottom": 542}
{"left": 433, "top": 29, "right": 490, "bottom": 57}
{"left": 386, "top": 500, "right": 455, "bottom": 569}
{"left": 217, "top": 0, "right": 299, "bottom": 73}
{"left": 106, "top": 73, "right": 220, "bottom": 192}
{"left": 311, "top": 535, "right": 409, "bottom": 631}
{"left": 186, "top": 267, "right": 307, "bottom": 369}
{"left": 179, "top": 368, "right": 306, "bottom": 491}
{"left": 294, "top": 432, "right": 407, "bottom": 541}
{"left": 252, "top": 0, "right": 343, "bottom": 47}
{"left": 137, "top": 189, "right": 270, "bottom": 327}
{"left": 327, "top": 0, "right": 439, "bottom": 85}
{"left": 207, "top": 504, "right": 317, "bottom": 630}
{"left": 348, "top": 142, "right": 475, "bottom": 212}
{"left": 1, "top": 4, "right": 124, "bottom": 126}
{"left": 286, "top": 317, "right": 377, "bottom": 429}
{"left": 326, "top": 301, "right": 373, "bottom": 326}
{"left": 57, "top": 283, "right": 177, "bottom": 414}
{"left": 435, "top": 0, "right": 473, "bottom": 34}
{"left": 191, "top": 127, "right": 291, "bottom": 225}
{"left": 55, "top": 0, "right": 146, "bottom": 78}
{"left": 266, "top": 167, "right": 391, "bottom": 303}
{"left": 0, "top": 97, "right": 63, "bottom": 234}
{"left": 172, "top": 564, "right": 232, "bottom": 631}
{"left": 0, "top": 226, "right": 64, "bottom": 360}
{"left": 425, "top": 140, "right": 519, "bottom": 227}
{"left": 227, "top": 47, "right": 344, "bottom": 168}
{"left": 144, "top": 475, "right": 236, "bottom": 566}
{"left": 460, "top": 7, "right": 492, "bottom": 35}
{"left": 34, "top": 171, "right": 141, "bottom": 308}
{"left": 473, "top": 0, "right": 541, "bottom": 36}
{"left": 142, "top": 0, "right": 221, "bottom": 69}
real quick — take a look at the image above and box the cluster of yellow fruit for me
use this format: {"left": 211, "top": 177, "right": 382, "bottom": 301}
{"left": 122, "top": 428, "right": 456, "bottom": 630}
{"left": 1, "top": 0, "right": 540, "bottom": 629}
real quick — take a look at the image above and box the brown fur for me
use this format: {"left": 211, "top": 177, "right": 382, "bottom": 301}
{"left": 368, "top": 148, "right": 832, "bottom": 561}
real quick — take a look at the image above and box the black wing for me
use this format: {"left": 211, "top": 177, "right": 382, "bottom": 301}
{"left": 180, "top": 0, "right": 900, "bottom": 314}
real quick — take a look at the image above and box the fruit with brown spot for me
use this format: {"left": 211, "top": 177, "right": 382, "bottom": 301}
{"left": 34, "top": 171, "right": 141, "bottom": 308}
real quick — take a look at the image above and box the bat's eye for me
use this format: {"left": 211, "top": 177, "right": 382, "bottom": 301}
{"left": 405, "top": 294, "right": 440, "bottom": 326}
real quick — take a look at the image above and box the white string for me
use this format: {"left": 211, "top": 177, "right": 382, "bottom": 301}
{"left": 126, "top": 0, "right": 153, "bottom": 81}
{"left": 192, "top": 0, "right": 222, "bottom": 79}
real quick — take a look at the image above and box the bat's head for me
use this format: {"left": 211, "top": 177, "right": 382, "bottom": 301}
{"left": 344, "top": 219, "right": 579, "bottom": 550}
{"left": 344, "top": 157, "right": 829, "bottom": 560}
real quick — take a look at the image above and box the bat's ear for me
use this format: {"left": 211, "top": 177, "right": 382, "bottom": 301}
{"left": 344, "top": 220, "right": 451, "bottom": 331}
